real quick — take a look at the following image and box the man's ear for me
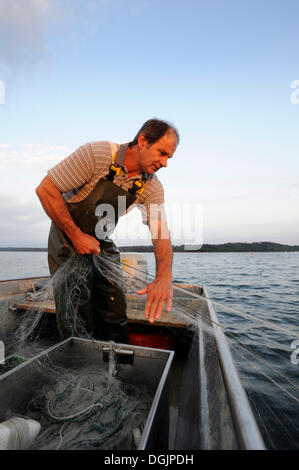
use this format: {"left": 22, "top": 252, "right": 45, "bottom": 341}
{"left": 137, "top": 134, "right": 148, "bottom": 149}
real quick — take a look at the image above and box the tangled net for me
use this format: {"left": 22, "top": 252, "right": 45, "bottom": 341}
{"left": 25, "top": 366, "right": 151, "bottom": 450}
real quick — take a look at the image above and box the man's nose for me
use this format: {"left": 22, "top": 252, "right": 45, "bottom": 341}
{"left": 160, "top": 157, "right": 168, "bottom": 167}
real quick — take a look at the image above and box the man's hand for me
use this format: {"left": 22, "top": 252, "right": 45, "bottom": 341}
{"left": 136, "top": 276, "right": 173, "bottom": 323}
{"left": 71, "top": 232, "right": 100, "bottom": 255}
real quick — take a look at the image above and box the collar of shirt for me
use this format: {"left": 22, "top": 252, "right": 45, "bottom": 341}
{"left": 115, "top": 142, "right": 150, "bottom": 181}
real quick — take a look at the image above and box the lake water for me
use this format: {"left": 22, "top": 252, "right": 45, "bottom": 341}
{"left": 0, "top": 251, "right": 298, "bottom": 449}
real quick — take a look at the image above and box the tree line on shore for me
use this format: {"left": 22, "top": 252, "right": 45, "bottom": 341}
{"left": 0, "top": 242, "right": 298, "bottom": 252}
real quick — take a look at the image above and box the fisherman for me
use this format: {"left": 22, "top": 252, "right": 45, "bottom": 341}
{"left": 36, "top": 119, "right": 179, "bottom": 343}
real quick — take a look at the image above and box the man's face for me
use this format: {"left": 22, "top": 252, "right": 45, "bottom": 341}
{"left": 137, "top": 130, "right": 177, "bottom": 175}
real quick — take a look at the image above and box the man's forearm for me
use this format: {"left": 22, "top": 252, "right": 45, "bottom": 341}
{"left": 136, "top": 229, "right": 173, "bottom": 322}
{"left": 36, "top": 176, "right": 100, "bottom": 255}
{"left": 36, "top": 176, "right": 81, "bottom": 240}
{"left": 153, "top": 237, "right": 173, "bottom": 279}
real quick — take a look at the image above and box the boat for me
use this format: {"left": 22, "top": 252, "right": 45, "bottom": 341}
{"left": 0, "top": 271, "right": 265, "bottom": 450}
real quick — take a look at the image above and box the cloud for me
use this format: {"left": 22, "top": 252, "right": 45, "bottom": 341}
{"left": 0, "top": 0, "right": 53, "bottom": 77}
{"left": 0, "top": 143, "right": 70, "bottom": 173}
{"left": 0, "top": 0, "right": 112, "bottom": 78}
{"left": 0, "top": 193, "right": 50, "bottom": 247}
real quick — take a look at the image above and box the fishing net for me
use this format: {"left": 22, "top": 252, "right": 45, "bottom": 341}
{"left": 0, "top": 251, "right": 298, "bottom": 450}
{"left": 26, "top": 366, "right": 152, "bottom": 450}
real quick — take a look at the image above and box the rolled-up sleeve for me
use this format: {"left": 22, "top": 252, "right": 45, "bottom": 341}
{"left": 47, "top": 144, "right": 95, "bottom": 192}
{"left": 139, "top": 179, "right": 167, "bottom": 225}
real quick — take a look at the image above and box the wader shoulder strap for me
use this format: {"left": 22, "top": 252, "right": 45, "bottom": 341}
{"left": 105, "top": 153, "right": 121, "bottom": 182}
{"left": 105, "top": 153, "right": 149, "bottom": 195}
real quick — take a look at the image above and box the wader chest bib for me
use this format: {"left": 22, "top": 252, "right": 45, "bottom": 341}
{"left": 47, "top": 145, "right": 147, "bottom": 342}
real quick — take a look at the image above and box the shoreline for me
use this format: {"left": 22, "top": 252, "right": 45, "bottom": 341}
{"left": 0, "top": 242, "right": 298, "bottom": 253}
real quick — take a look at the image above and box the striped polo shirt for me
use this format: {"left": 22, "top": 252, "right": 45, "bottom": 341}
{"left": 47, "top": 141, "right": 166, "bottom": 224}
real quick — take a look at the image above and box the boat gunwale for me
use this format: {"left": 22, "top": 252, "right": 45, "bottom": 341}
{"left": 203, "top": 285, "right": 265, "bottom": 450}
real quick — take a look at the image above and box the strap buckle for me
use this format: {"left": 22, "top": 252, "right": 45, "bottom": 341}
{"left": 131, "top": 179, "right": 145, "bottom": 194}
{"left": 110, "top": 163, "right": 121, "bottom": 175}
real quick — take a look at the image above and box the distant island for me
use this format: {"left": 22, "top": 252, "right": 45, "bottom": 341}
{"left": 123, "top": 242, "right": 299, "bottom": 252}
{"left": 0, "top": 242, "right": 298, "bottom": 252}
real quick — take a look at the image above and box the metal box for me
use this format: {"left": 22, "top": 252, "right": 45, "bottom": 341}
{"left": 0, "top": 337, "right": 174, "bottom": 450}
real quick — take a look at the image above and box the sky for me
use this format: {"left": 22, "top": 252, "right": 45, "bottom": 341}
{"left": 0, "top": 0, "right": 298, "bottom": 247}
